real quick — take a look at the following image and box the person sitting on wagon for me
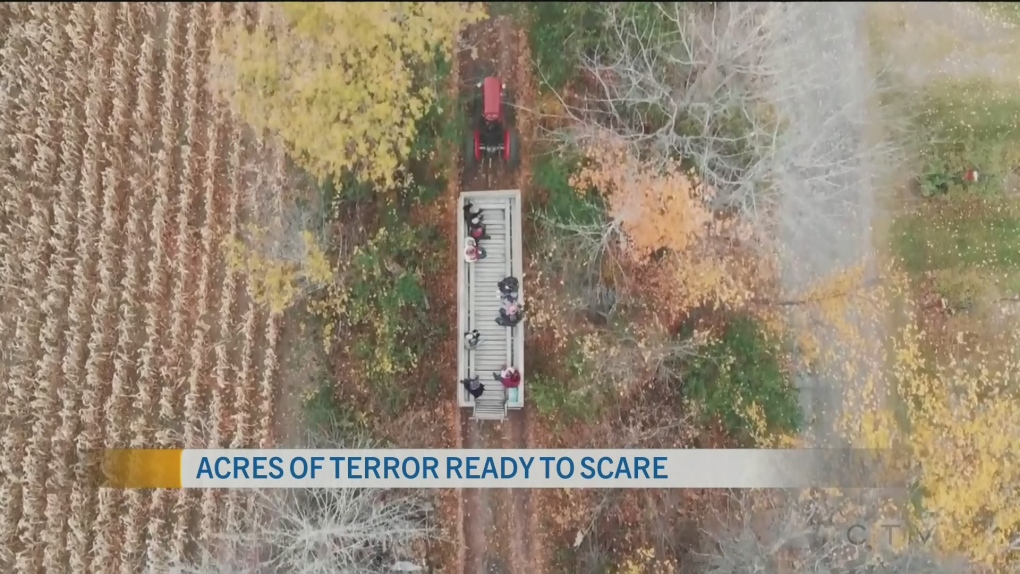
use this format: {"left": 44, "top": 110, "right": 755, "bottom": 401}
{"left": 492, "top": 366, "right": 521, "bottom": 388}
{"left": 497, "top": 276, "right": 519, "bottom": 301}
{"left": 464, "top": 201, "right": 483, "bottom": 227}
{"left": 495, "top": 300, "right": 524, "bottom": 327}
{"left": 461, "top": 376, "right": 485, "bottom": 399}
{"left": 464, "top": 237, "right": 486, "bottom": 262}
{"left": 468, "top": 220, "right": 489, "bottom": 241}
{"left": 464, "top": 329, "right": 481, "bottom": 349}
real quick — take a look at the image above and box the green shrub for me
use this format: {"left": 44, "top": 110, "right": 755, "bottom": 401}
{"left": 517, "top": 2, "right": 667, "bottom": 94}
{"left": 302, "top": 378, "right": 367, "bottom": 439}
{"left": 679, "top": 316, "right": 802, "bottom": 443}
{"left": 534, "top": 153, "right": 605, "bottom": 226}
{"left": 918, "top": 155, "right": 953, "bottom": 197}
{"left": 321, "top": 221, "right": 444, "bottom": 413}
{"left": 517, "top": 2, "right": 607, "bottom": 93}
{"left": 409, "top": 52, "right": 462, "bottom": 180}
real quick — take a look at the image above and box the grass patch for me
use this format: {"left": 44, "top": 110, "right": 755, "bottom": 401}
{"left": 915, "top": 79, "right": 1020, "bottom": 196}
{"left": 679, "top": 316, "right": 802, "bottom": 445}
{"left": 976, "top": 2, "right": 1020, "bottom": 25}
{"left": 892, "top": 196, "right": 1020, "bottom": 304}
{"left": 889, "top": 29, "right": 1020, "bottom": 309}
{"left": 871, "top": 8, "right": 1020, "bottom": 196}
{"left": 893, "top": 197, "right": 1020, "bottom": 272}
{"left": 530, "top": 342, "right": 604, "bottom": 427}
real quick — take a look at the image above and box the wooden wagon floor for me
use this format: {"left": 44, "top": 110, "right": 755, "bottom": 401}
{"left": 457, "top": 191, "right": 524, "bottom": 421}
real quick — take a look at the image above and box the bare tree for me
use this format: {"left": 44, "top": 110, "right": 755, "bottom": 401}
{"left": 537, "top": 1, "right": 916, "bottom": 456}
{"left": 546, "top": 2, "right": 907, "bottom": 287}
{"left": 172, "top": 428, "right": 435, "bottom": 574}
{"left": 199, "top": 487, "right": 432, "bottom": 574}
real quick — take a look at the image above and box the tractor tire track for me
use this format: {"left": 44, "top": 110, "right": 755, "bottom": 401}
{"left": 456, "top": 11, "right": 535, "bottom": 574}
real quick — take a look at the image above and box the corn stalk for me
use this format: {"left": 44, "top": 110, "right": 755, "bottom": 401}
{"left": 0, "top": 4, "right": 57, "bottom": 563}
{"left": 16, "top": 5, "right": 72, "bottom": 572}
{"left": 145, "top": 4, "right": 188, "bottom": 568}
{"left": 196, "top": 0, "right": 233, "bottom": 548}
{"left": 170, "top": 3, "right": 211, "bottom": 565}
{"left": 256, "top": 143, "right": 289, "bottom": 450}
{"left": 41, "top": 4, "right": 95, "bottom": 572}
{"left": 119, "top": 8, "right": 160, "bottom": 573}
{"left": 91, "top": 5, "right": 144, "bottom": 571}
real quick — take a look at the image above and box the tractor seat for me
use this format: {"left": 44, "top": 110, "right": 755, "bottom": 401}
{"left": 483, "top": 77, "right": 502, "bottom": 122}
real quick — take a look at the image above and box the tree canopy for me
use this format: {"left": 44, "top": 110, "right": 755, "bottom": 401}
{"left": 218, "top": 2, "right": 485, "bottom": 187}
{"left": 871, "top": 322, "right": 1020, "bottom": 566}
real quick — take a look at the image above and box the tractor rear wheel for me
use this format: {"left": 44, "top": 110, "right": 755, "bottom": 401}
{"left": 464, "top": 131, "right": 479, "bottom": 170}
{"left": 505, "top": 128, "right": 521, "bottom": 169}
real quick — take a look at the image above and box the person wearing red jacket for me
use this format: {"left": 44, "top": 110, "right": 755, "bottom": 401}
{"left": 492, "top": 366, "right": 521, "bottom": 388}
{"left": 468, "top": 221, "right": 489, "bottom": 241}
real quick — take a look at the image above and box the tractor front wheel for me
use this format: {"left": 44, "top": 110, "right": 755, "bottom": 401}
{"left": 505, "top": 128, "right": 520, "bottom": 169}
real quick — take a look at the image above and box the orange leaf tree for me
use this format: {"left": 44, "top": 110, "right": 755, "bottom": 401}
{"left": 570, "top": 140, "right": 758, "bottom": 318}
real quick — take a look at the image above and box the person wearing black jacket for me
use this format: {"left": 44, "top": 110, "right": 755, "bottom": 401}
{"left": 497, "top": 276, "right": 519, "bottom": 300}
{"left": 461, "top": 376, "right": 484, "bottom": 398}
{"left": 463, "top": 201, "right": 483, "bottom": 226}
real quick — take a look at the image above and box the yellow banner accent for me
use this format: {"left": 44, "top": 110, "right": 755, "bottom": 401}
{"left": 102, "top": 449, "right": 183, "bottom": 489}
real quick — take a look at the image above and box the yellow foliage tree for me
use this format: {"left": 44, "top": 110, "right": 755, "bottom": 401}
{"left": 225, "top": 226, "right": 333, "bottom": 315}
{"left": 217, "top": 2, "right": 485, "bottom": 187}
{"left": 859, "top": 321, "right": 1020, "bottom": 568}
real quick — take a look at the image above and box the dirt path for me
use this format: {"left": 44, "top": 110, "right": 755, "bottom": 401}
{"left": 455, "top": 13, "right": 535, "bottom": 574}
{"left": 768, "top": 4, "right": 886, "bottom": 450}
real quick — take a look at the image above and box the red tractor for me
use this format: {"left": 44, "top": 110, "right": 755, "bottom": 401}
{"left": 464, "top": 77, "right": 520, "bottom": 174}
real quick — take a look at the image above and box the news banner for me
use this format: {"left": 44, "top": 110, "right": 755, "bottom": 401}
{"left": 101, "top": 448, "right": 899, "bottom": 489}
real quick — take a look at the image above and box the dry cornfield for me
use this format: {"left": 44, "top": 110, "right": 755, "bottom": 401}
{"left": 0, "top": 3, "right": 291, "bottom": 572}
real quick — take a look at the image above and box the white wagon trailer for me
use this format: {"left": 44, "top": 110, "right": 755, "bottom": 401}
{"left": 456, "top": 190, "right": 525, "bottom": 421}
